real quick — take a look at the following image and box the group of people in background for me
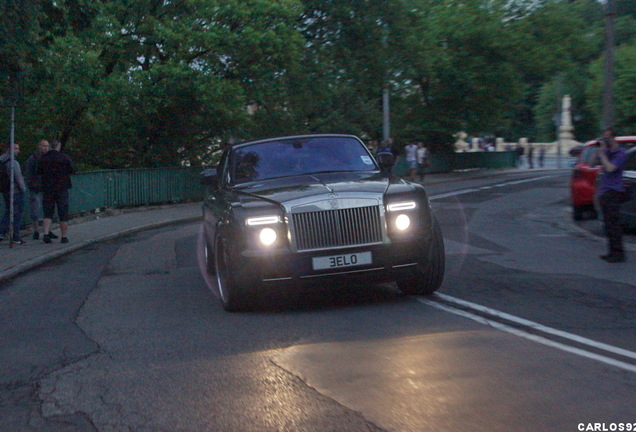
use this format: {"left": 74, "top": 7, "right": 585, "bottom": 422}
{"left": 404, "top": 141, "right": 429, "bottom": 182}
{"left": 367, "top": 138, "right": 429, "bottom": 182}
{"left": 0, "top": 139, "right": 75, "bottom": 245}
{"left": 515, "top": 144, "right": 546, "bottom": 169}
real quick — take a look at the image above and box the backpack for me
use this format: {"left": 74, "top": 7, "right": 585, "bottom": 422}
{"left": 0, "top": 159, "right": 10, "bottom": 193}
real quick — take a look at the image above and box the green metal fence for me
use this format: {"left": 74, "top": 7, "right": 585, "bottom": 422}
{"left": 2, "top": 167, "right": 206, "bottom": 228}
{"left": 71, "top": 167, "right": 205, "bottom": 213}
{"left": 393, "top": 151, "right": 518, "bottom": 176}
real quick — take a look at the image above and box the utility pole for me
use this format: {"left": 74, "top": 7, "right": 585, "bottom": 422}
{"left": 601, "top": 0, "right": 615, "bottom": 130}
{"left": 382, "top": 87, "right": 390, "bottom": 143}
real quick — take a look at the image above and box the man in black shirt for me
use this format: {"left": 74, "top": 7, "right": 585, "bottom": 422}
{"left": 37, "top": 140, "right": 76, "bottom": 243}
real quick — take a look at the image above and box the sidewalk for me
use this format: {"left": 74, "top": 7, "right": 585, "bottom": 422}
{"left": 0, "top": 202, "right": 202, "bottom": 285}
{"left": 419, "top": 155, "right": 568, "bottom": 186}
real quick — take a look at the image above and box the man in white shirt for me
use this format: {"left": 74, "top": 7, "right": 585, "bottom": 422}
{"left": 416, "top": 142, "right": 428, "bottom": 181}
{"left": 404, "top": 142, "right": 418, "bottom": 181}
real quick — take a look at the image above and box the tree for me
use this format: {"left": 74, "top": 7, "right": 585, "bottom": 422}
{"left": 13, "top": 0, "right": 304, "bottom": 167}
{"left": 3, "top": 0, "right": 634, "bottom": 168}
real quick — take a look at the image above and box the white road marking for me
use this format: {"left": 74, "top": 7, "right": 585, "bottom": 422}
{"left": 429, "top": 175, "right": 556, "bottom": 201}
{"left": 424, "top": 174, "right": 636, "bottom": 371}
{"left": 416, "top": 294, "right": 636, "bottom": 373}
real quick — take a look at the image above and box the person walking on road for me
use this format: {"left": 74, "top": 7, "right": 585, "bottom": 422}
{"left": 37, "top": 140, "right": 76, "bottom": 244}
{"left": 597, "top": 127, "right": 627, "bottom": 263}
{"left": 24, "top": 139, "right": 50, "bottom": 239}
{"left": 0, "top": 143, "right": 27, "bottom": 244}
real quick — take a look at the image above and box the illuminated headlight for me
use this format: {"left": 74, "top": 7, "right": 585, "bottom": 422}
{"left": 246, "top": 216, "right": 281, "bottom": 226}
{"left": 246, "top": 215, "right": 281, "bottom": 247}
{"left": 395, "top": 214, "right": 411, "bottom": 231}
{"left": 387, "top": 201, "right": 416, "bottom": 233}
{"left": 387, "top": 201, "right": 416, "bottom": 212}
{"left": 259, "top": 227, "right": 277, "bottom": 246}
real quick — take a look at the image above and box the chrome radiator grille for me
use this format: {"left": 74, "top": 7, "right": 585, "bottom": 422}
{"left": 291, "top": 205, "right": 383, "bottom": 251}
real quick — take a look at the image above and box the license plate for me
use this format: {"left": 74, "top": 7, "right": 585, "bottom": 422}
{"left": 312, "top": 251, "right": 372, "bottom": 270}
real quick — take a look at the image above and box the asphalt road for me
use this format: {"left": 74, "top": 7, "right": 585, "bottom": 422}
{"left": 1, "top": 169, "right": 635, "bottom": 432}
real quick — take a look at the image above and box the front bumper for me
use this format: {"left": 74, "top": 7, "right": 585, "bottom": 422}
{"left": 234, "top": 235, "right": 431, "bottom": 288}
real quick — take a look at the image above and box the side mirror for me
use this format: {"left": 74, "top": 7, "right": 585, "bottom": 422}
{"left": 376, "top": 152, "right": 395, "bottom": 172}
{"left": 200, "top": 168, "right": 219, "bottom": 188}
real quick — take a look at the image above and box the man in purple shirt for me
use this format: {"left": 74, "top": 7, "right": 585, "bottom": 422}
{"left": 597, "top": 127, "right": 627, "bottom": 263}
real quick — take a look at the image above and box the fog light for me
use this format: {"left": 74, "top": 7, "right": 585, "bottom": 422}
{"left": 395, "top": 214, "right": 411, "bottom": 231}
{"left": 259, "top": 227, "right": 277, "bottom": 246}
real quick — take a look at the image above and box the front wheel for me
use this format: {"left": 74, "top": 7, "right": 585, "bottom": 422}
{"left": 397, "top": 217, "right": 445, "bottom": 295}
{"left": 204, "top": 238, "right": 215, "bottom": 275}
{"left": 215, "top": 237, "right": 249, "bottom": 312}
{"left": 573, "top": 204, "right": 598, "bottom": 221}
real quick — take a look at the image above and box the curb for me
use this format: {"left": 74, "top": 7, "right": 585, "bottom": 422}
{"left": 0, "top": 215, "right": 201, "bottom": 285}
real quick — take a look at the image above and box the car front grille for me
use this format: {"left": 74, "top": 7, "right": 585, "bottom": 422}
{"left": 291, "top": 205, "right": 383, "bottom": 251}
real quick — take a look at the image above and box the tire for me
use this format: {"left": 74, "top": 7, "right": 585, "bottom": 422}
{"left": 590, "top": 208, "right": 599, "bottom": 220}
{"left": 204, "top": 238, "right": 215, "bottom": 275}
{"left": 573, "top": 205, "right": 585, "bottom": 221}
{"left": 397, "top": 217, "right": 445, "bottom": 295}
{"left": 573, "top": 205, "right": 598, "bottom": 221}
{"left": 215, "top": 236, "right": 249, "bottom": 312}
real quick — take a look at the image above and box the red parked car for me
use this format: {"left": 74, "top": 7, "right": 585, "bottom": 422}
{"left": 571, "top": 136, "right": 636, "bottom": 220}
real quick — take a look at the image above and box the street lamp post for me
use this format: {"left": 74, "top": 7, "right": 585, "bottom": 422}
{"left": 8, "top": 107, "right": 16, "bottom": 248}
{"left": 1, "top": 68, "right": 24, "bottom": 248}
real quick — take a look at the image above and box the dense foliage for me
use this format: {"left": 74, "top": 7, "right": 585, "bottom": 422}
{"left": 1, "top": 0, "right": 634, "bottom": 168}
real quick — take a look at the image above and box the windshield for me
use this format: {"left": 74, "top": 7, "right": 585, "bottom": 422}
{"left": 229, "top": 136, "right": 377, "bottom": 184}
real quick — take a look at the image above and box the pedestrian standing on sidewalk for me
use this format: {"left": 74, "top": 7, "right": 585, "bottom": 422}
{"left": 37, "top": 140, "right": 76, "bottom": 244}
{"left": 597, "top": 127, "right": 627, "bottom": 263}
{"left": 24, "top": 139, "right": 50, "bottom": 239}
{"left": 515, "top": 144, "right": 525, "bottom": 167}
{"left": 0, "top": 143, "right": 27, "bottom": 244}
{"left": 538, "top": 146, "right": 546, "bottom": 168}
{"left": 527, "top": 144, "right": 534, "bottom": 169}
{"left": 416, "top": 142, "right": 428, "bottom": 182}
{"left": 404, "top": 141, "right": 418, "bottom": 181}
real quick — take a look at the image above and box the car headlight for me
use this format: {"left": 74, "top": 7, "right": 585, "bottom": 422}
{"left": 386, "top": 201, "right": 417, "bottom": 234}
{"left": 259, "top": 227, "right": 277, "bottom": 246}
{"left": 395, "top": 214, "right": 411, "bottom": 231}
{"left": 246, "top": 215, "right": 282, "bottom": 247}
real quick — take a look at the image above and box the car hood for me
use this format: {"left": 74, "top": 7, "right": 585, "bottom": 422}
{"left": 234, "top": 172, "right": 415, "bottom": 207}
